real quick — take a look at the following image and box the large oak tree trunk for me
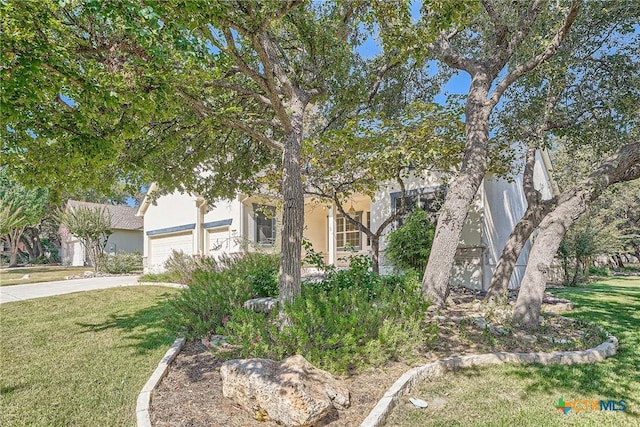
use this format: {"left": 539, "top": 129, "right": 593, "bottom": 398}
{"left": 422, "top": 76, "right": 490, "bottom": 306}
{"left": 513, "top": 141, "right": 640, "bottom": 328}
{"left": 278, "top": 103, "right": 305, "bottom": 306}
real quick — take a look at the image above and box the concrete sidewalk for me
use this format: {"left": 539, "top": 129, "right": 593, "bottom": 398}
{"left": 0, "top": 275, "right": 141, "bottom": 304}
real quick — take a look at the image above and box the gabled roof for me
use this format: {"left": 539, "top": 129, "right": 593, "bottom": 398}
{"left": 66, "top": 200, "right": 143, "bottom": 231}
{"left": 136, "top": 182, "right": 158, "bottom": 217}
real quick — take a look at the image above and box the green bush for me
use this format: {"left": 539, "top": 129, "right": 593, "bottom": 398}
{"left": 164, "top": 252, "right": 279, "bottom": 338}
{"left": 307, "top": 254, "right": 380, "bottom": 297}
{"left": 589, "top": 266, "right": 611, "bottom": 277}
{"left": 223, "top": 267, "right": 434, "bottom": 373}
{"left": 217, "top": 252, "right": 279, "bottom": 297}
{"left": 386, "top": 209, "right": 436, "bottom": 273}
{"left": 166, "top": 270, "right": 253, "bottom": 338}
{"left": 98, "top": 252, "right": 142, "bottom": 274}
{"left": 163, "top": 250, "right": 202, "bottom": 284}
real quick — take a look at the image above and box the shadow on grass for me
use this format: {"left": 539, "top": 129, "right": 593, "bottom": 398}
{"left": 509, "top": 279, "right": 639, "bottom": 418}
{"left": 75, "top": 292, "right": 179, "bottom": 354}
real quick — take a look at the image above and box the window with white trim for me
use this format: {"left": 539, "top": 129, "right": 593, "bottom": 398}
{"left": 336, "top": 212, "right": 362, "bottom": 250}
{"left": 254, "top": 205, "right": 276, "bottom": 246}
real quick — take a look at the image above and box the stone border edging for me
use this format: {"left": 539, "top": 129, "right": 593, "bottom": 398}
{"left": 134, "top": 281, "right": 187, "bottom": 427}
{"left": 136, "top": 336, "right": 186, "bottom": 427}
{"left": 359, "top": 333, "right": 618, "bottom": 427}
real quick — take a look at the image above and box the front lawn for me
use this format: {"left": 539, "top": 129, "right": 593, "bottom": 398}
{"left": 0, "top": 266, "right": 92, "bottom": 286}
{"left": 0, "top": 286, "right": 179, "bottom": 426}
{"left": 386, "top": 277, "right": 640, "bottom": 426}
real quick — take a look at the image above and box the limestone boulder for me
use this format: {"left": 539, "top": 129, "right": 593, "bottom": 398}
{"left": 243, "top": 297, "right": 279, "bottom": 313}
{"left": 220, "top": 355, "right": 350, "bottom": 426}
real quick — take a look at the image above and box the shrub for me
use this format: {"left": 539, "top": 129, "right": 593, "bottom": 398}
{"left": 589, "top": 266, "right": 611, "bottom": 277}
{"left": 166, "top": 270, "right": 253, "bottom": 338}
{"left": 306, "top": 254, "right": 388, "bottom": 300}
{"left": 163, "top": 250, "right": 202, "bottom": 284}
{"left": 99, "top": 252, "right": 142, "bottom": 274}
{"left": 164, "top": 252, "right": 279, "bottom": 338}
{"left": 217, "top": 252, "right": 279, "bottom": 297}
{"left": 386, "top": 209, "right": 436, "bottom": 273}
{"left": 33, "top": 255, "right": 50, "bottom": 265}
{"left": 223, "top": 267, "right": 435, "bottom": 373}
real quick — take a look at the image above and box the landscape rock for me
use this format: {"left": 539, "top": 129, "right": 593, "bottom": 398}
{"left": 489, "top": 325, "right": 510, "bottom": 336}
{"left": 474, "top": 316, "right": 488, "bottom": 330}
{"left": 243, "top": 297, "right": 279, "bottom": 313}
{"left": 220, "top": 355, "right": 350, "bottom": 427}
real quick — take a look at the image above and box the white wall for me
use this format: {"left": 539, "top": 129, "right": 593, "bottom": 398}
{"left": 481, "top": 151, "right": 555, "bottom": 290}
{"left": 61, "top": 230, "right": 142, "bottom": 267}
{"left": 61, "top": 238, "right": 84, "bottom": 266}
{"left": 142, "top": 191, "right": 200, "bottom": 264}
{"left": 371, "top": 170, "right": 486, "bottom": 288}
{"left": 106, "top": 230, "right": 143, "bottom": 254}
{"left": 370, "top": 171, "right": 444, "bottom": 262}
{"left": 200, "top": 197, "right": 241, "bottom": 257}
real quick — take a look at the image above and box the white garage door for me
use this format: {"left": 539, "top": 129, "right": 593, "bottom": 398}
{"left": 149, "top": 232, "right": 193, "bottom": 272}
{"left": 207, "top": 228, "right": 231, "bottom": 257}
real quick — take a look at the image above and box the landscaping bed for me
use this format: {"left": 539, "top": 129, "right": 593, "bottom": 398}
{"left": 150, "top": 287, "right": 606, "bottom": 427}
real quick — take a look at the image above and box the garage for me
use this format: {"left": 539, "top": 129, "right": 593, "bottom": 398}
{"left": 148, "top": 232, "right": 193, "bottom": 271}
{"left": 206, "top": 228, "right": 231, "bottom": 257}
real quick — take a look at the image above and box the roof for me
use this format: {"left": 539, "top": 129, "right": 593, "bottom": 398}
{"left": 136, "top": 182, "right": 158, "bottom": 217}
{"left": 66, "top": 200, "right": 144, "bottom": 231}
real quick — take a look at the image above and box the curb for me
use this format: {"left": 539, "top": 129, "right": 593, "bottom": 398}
{"left": 136, "top": 337, "right": 186, "bottom": 427}
{"left": 359, "top": 333, "right": 618, "bottom": 427}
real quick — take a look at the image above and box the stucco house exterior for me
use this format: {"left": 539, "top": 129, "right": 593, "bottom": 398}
{"left": 60, "top": 200, "right": 144, "bottom": 266}
{"left": 137, "top": 152, "right": 555, "bottom": 290}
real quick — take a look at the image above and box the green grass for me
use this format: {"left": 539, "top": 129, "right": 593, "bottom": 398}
{"left": 386, "top": 277, "right": 640, "bottom": 427}
{"left": 0, "top": 286, "right": 179, "bottom": 426}
{"left": 0, "top": 266, "right": 95, "bottom": 286}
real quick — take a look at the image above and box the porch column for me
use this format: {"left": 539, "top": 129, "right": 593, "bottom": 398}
{"left": 327, "top": 205, "right": 335, "bottom": 265}
{"left": 195, "top": 197, "right": 205, "bottom": 256}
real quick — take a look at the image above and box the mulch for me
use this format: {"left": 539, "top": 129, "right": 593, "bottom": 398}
{"left": 150, "top": 289, "right": 602, "bottom": 426}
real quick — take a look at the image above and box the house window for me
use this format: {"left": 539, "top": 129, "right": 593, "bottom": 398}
{"left": 254, "top": 205, "right": 276, "bottom": 245}
{"left": 392, "top": 187, "right": 445, "bottom": 226}
{"left": 336, "top": 212, "right": 362, "bottom": 250}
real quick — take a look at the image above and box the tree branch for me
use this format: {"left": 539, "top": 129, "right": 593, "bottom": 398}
{"left": 226, "top": 117, "right": 284, "bottom": 152}
{"left": 202, "top": 80, "right": 273, "bottom": 107}
{"left": 488, "top": 0, "right": 581, "bottom": 106}
{"left": 177, "top": 88, "right": 284, "bottom": 151}
{"left": 375, "top": 172, "right": 408, "bottom": 237}
{"left": 220, "top": 27, "right": 271, "bottom": 96}
{"left": 252, "top": 31, "right": 295, "bottom": 131}
{"left": 501, "top": 0, "right": 544, "bottom": 62}
{"left": 261, "top": 0, "right": 301, "bottom": 30}
{"left": 428, "top": 32, "right": 478, "bottom": 74}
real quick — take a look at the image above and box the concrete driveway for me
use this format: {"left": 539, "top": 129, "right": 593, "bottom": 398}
{"left": 0, "top": 275, "right": 141, "bottom": 304}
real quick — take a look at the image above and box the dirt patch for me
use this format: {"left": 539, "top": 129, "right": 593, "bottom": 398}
{"left": 150, "top": 289, "right": 603, "bottom": 426}
{"left": 150, "top": 341, "right": 412, "bottom": 427}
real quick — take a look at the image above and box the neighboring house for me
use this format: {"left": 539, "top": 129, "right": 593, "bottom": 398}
{"left": 60, "top": 200, "right": 144, "bottom": 267}
{"left": 138, "top": 152, "right": 555, "bottom": 290}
